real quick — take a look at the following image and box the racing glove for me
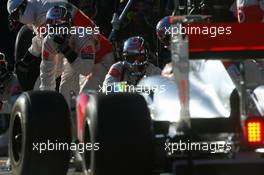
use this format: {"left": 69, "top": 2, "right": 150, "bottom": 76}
{"left": 54, "top": 38, "right": 78, "bottom": 64}
{"left": 59, "top": 44, "right": 78, "bottom": 64}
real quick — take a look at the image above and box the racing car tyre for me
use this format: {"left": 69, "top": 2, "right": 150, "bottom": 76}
{"left": 9, "top": 91, "right": 71, "bottom": 175}
{"left": 15, "top": 25, "right": 34, "bottom": 62}
{"left": 83, "top": 93, "right": 154, "bottom": 175}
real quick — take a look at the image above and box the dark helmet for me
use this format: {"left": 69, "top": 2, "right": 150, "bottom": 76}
{"left": 0, "top": 53, "right": 10, "bottom": 82}
{"left": 122, "top": 36, "right": 149, "bottom": 77}
{"left": 156, "top": 16, "right": 173, "bottom": 48}
{"left": 46, "top": 6, "right": 72, "bottom": 43}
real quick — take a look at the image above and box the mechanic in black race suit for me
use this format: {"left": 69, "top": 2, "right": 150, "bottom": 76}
{"left": 103, "top": 36, "right": 161, "bottom": 87}
{"left": 0, "top": 52, "right": 22, "bottom": 168}
{"left": 7, "top": 0, "right": 113, "bottom": 91}
{"left": 0, "top": 52, "right": 21, "bottom": 114}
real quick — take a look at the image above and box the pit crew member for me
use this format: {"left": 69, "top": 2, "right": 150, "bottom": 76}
{"left": 156, "top": 16, "right": 174, "bottom": 76}
{"left": 103, "top": 36, "right": 161, "bottom": 87}
{"left": 228, "top": 1, "right": 264, "bottom": 85}
{"left": 42, "top": 6, "right": 114, "bottom": 105}
{"left": 230, "top": 0, "right": 264, "bottom": 22}
{"left": 7, "top": 0, "right": 113, "bottom": 90}
{"left": 0, "top": 52, "right": 21, "bottom": 114}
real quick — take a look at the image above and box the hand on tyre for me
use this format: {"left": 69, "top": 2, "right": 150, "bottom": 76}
{"left": 58, "top": 39, "right": 70, "bottom": 54}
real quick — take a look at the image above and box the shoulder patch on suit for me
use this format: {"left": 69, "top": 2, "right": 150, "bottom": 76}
{"left": 81, "top": 46, "right": 94, "bottom": 60}
{"left": 82, "top": 46, "right": 93, "bottom": 54}
{"left": 42, "top": 50, "right": 49, "bottom": 59}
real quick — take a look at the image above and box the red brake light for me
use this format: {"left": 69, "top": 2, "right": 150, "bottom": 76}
{"left": 246, "top": 120, "right": 263, "bottom": 144}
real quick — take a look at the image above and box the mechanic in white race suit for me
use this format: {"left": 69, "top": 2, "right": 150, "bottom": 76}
{"left": 156, "top": 16, "right": 212, "bottom": 78}
{"left": 7, "top": 0, "right": 69, "bottom": 90}
{"left": 230, "top": 0, "right": 264, "bottom": 22}
{"left": 42, "top": 6, "right": 114, "bottom": 105}
{"left": 155, "top": 16, "right": 175, "bottom": 77}
{"left": 228, "top": 0, "right": 264, "bottom": 86}
{"left": 7, "top": 0, "right": 113, "bottom": 90}
{"left": 103, "top": 36, "right": 161, "bottom": 87}
{"left": 0, "top": 53, "right": 21, "bottom": 114}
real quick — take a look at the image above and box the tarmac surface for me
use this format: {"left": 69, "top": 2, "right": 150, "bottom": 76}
{"left": 0, "top": 157, "right": 84, "bottom": 175}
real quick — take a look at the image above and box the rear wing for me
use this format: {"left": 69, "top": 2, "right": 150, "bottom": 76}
{"left": 188, "top": 22, "right": 264, "bottom": 59}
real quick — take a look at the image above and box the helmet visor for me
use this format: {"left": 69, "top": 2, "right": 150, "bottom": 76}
{"left": 125, "top": 54, "right": 146, "bottom": 64}
{"left": 124, "top": 54, "right": 147, "bottom": 77}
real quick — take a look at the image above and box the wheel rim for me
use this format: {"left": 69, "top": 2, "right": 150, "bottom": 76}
{"left": 12, "top": 114, "right": 23, "bottom": 163}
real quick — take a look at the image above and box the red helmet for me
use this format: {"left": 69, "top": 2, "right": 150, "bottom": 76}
{"left": 156, "top": 16, "right": 173, "bottom": 48}
{"left": 122, "top": 36, "right": 149, "bottom": 76}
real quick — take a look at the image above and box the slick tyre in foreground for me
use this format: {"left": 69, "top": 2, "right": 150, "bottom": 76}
{"left": 9, "top": 91, "right": 71, "bottom": 175}
{"left": 83, "top": 93, "right": 154, "bottom": 175}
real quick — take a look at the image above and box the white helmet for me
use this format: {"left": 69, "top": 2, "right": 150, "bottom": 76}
{"left": 7, "top": 0, "right": 24, "bottom": 14}
{"left": 7, "top": 0, "right": 27, "bottom": 22}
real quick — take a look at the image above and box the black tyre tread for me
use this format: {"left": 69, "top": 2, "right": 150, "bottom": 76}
{"left": 85, "top": 93, "right": 153, "bottom": 175}
{"left": 9, "top": 91, "right": 71, "bottom": 175}
{"left": 15, "top": 25, "right": 34, "bottom": 62}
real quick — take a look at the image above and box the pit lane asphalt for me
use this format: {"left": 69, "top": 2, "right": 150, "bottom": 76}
{"left": 0, "top": 157, "right": 84, "bottom": 175}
